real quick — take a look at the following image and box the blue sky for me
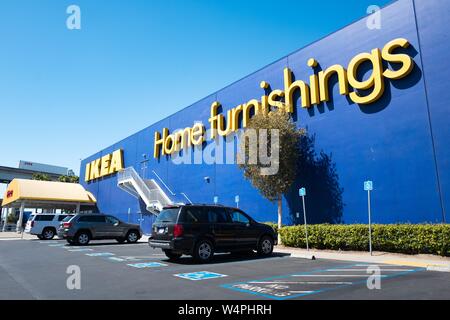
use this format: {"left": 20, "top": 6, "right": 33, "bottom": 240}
{"left": 0, "top": 0, "right": 391, "bottom": 186}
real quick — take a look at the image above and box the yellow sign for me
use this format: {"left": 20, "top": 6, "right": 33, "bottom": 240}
{"left": 153, "top": 38, "right": 415, "bottom": 158}
{"left": 85, "top": 149, "right": 124, "bottom": 182}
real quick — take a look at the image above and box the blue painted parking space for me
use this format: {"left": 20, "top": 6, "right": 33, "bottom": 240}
{"left": 175, "top": 271, "right": 228, "bottom": 281}
{"left": 221, "top": 263, "right": 425, "bottom": 300}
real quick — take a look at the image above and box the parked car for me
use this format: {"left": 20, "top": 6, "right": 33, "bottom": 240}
{"left": 148, "top": 204, "right": 277, "bottom": 263}
{"left": 58, "top": 214, "right": 142, "bottom": 245}
{"left": 25, "top": 213, "right": 74, "bottom": 240}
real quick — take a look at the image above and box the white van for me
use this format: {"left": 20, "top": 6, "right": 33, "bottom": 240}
{"left": 25, "top": 214, "right": 74, "bottom": 240}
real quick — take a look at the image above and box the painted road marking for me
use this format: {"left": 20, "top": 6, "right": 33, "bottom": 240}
{"left": 68, "top": 248, "right": 93, "bottom": 252}
{"left": 221, "top": 263, "right": 425, "bottom": 300}
{"left": 119, "top": 256, "right": 147, "bottom": 261}
{"left": 382, "top": 260, "right": 429, "bottom": 268}
{"left": 325, "top": 269, "right": 415, "bottom": 272}
{"left": 48, "top": 244, "right": 65, "bottom": 247}
{"left": 175, "top": 271, "right": 228, "bottom": 281}
{"left": 292, "top": 274, "right": 389, "bottom": 277}
{"left": 127, "top": 262, "right": 168, "bottom": 268}
{"left": 86, "top": 252, "right": 115, "bottom": 257}
{"left": 108, "top": 257, "right": 127, "bottom": 262}
{"left": 249, "top": 281, "right": 353, "bottom": 285}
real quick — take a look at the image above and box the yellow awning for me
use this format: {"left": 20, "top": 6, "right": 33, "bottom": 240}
{"left": 2, "top": 179, "right": 97, "bottom": 206}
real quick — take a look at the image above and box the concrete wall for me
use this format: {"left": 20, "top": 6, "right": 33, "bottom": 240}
{"left": 80, "top": 0, "right": 449, "bottom": 232}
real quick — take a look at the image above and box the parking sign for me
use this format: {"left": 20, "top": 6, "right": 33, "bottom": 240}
{"left": 299, "top": 188, "right": 306, "bottom": 197}
{"left": 364, "top": 181, "right": 373, "bottom": 191}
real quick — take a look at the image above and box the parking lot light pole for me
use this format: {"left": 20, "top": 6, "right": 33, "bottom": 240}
{"left": 235, "top": 195, "right": 239, "bottom": 208}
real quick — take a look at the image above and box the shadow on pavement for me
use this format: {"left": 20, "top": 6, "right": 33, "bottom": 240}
{"left": 163, "top": 252, "right": 291, "bottom": 265}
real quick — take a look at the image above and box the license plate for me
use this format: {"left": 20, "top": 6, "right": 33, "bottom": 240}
{"left": 157, "top": 228, "right": 166, "bottom": 234}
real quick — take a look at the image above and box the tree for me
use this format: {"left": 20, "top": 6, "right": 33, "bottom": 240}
{"left": 32, "top": 173, "right": 51, "bottom": 181}
{"left": 58, "top": 175, "right": 79, "bottom": 183}
{"left": 238, "top": 108, "right": 304, "bottom": 243}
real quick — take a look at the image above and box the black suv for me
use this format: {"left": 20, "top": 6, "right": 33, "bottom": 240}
{"left": 148, "top": 204, "right": 277, "bottom": 263}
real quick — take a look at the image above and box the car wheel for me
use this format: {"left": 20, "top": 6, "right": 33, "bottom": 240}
{"left": 164, "top": 250, "right": 182, "bottom": 261}
{"left": 126, "top": 230, "right": 139, "bottom": 243}
{"left": 257, "top": 236, "right": 274, "bottom": 256}
{"left": 193, "top": 239, "right": 214, "bottom": 263}
{"left": 116, "top": 238, "right": 126, "bottom": 244}
{"left": 75, "top": 231, "right": 90, "bottom": 245}
{"left": 42, "top": 228, "right": 55, "bottom": 240}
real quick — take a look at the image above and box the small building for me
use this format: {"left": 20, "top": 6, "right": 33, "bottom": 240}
{"left": 1, "top": 179, "right": 97, "bottom": 232}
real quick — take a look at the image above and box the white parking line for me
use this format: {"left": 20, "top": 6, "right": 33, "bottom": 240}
{"left": 249, "top": 281, "right": 353, "bottom": 285}
{"left": 291, "top": 275, "right": 376, "bottom": 278}
{"left": 326, "top": 269, "right": 414, "bottom": 272}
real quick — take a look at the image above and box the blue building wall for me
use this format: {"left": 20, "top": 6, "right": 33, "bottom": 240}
{"left": 80, "top": 0, "right": 449, "bottom": 233}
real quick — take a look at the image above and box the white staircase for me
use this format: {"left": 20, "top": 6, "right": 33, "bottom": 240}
{"left": 117, "top": 167, "right": 173, "bottom": 214}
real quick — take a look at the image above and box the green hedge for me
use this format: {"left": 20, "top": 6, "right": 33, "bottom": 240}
{"left": 278, "top": 224, "right": 450, "bottom": 256}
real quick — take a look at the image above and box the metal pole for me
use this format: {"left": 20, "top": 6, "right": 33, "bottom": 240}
{"left": 368, "top": 190, "right": 373, "bottom": 256}
{"left": 302, "top": 195, "right": 309, "bottom": 251}
{"left": 2, "top": 208, "right": 9, "bottom": 232}
{"left": 17, "top": 202, "right": 25, "bottom": 236}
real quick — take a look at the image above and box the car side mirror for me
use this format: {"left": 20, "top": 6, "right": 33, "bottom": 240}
{"left": 114, "top": 222, "right": 120, "bottom": 226}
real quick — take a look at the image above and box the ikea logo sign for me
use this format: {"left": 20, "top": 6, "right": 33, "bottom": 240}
{"left": 84, "top": 149, "right": 124, "bottom": 182}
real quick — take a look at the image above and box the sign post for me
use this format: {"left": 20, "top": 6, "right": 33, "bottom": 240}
{"left": 235, "top": 195, "right": 239, "bottom": 208}
{"left": 299, "top": 188, "right": 309, "bottom": 251}
{"left": 364, "top": 181, "right": 374, "bottom": 256}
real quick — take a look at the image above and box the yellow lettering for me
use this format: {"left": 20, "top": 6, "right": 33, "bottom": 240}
{"left": 84, "top": 163, "right": 91, "bottom": 182}
{"left": 243, "top": 99, "right": 262, "bottom": 128}
{"left": 89, "top": 159, "right": 101, "bottom": 180}
{"left": 100, "top": 154, "right": 111, "bottom": 176}
{"left": 191, "top": 123, "right": 205, "bottom": 145}
{"left": 268, "top": 89, "right": 285, "bottom": 111}
{"left": 382, "top": 38, "right": 414, "bottom": 80}
{"left": 348, "top": 49, "right": 385, "bottom": 104}
{"left": 209, "top": 102, "right": 220, "bottom": 139}
{"left": 284, "top": 68, "right": 311, "bottom": 110}
{"left": 318, "top": 65, "right": 349, "bottom": 102}
{"left": 153, "top": 128, "right": 168, "bottom": 158}
{"left": 109, "top": 150, "right": 123, "bottom": 174}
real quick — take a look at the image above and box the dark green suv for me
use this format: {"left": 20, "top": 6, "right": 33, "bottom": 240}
{"left": 148, "top": 204, "right": 277, "bottom": 263}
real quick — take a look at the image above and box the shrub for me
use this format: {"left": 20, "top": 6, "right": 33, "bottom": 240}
{"left": 278, "top": 224, "right": 450, "bottom": 256}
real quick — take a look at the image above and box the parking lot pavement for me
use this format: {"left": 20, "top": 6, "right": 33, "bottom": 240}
{"left": 1, "top": 238, "right": 449, "bottom": 300}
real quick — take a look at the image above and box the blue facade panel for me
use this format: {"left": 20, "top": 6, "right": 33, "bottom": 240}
{"left": 413, "top": 0, "right": 450, "bottom": 223}
{"left": 81, "top": 0, "right": 449, "bottom": 232}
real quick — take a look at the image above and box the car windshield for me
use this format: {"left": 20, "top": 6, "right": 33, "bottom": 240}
{"left": 155, "top": 208, "right": 180, "bottom": 223}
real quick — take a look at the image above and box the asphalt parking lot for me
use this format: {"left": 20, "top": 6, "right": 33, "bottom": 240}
{"left": 1, "top": 238, "right": 449, "bottom": 300}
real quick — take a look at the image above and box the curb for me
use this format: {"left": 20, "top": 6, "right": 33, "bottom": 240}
{"left": 426, "top": 265, "right": 450, "bottom": 273}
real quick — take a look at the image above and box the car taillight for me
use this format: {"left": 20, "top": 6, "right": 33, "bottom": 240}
{"left": 173, "top": 224, "right": 184, "bottom": 237}
{"left": 63, "top": 222, "right": 71, "bottom": 228}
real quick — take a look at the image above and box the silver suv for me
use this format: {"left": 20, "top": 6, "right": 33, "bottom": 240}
{"left": 58, "top": 214, "right": 142, "bottom": 245}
